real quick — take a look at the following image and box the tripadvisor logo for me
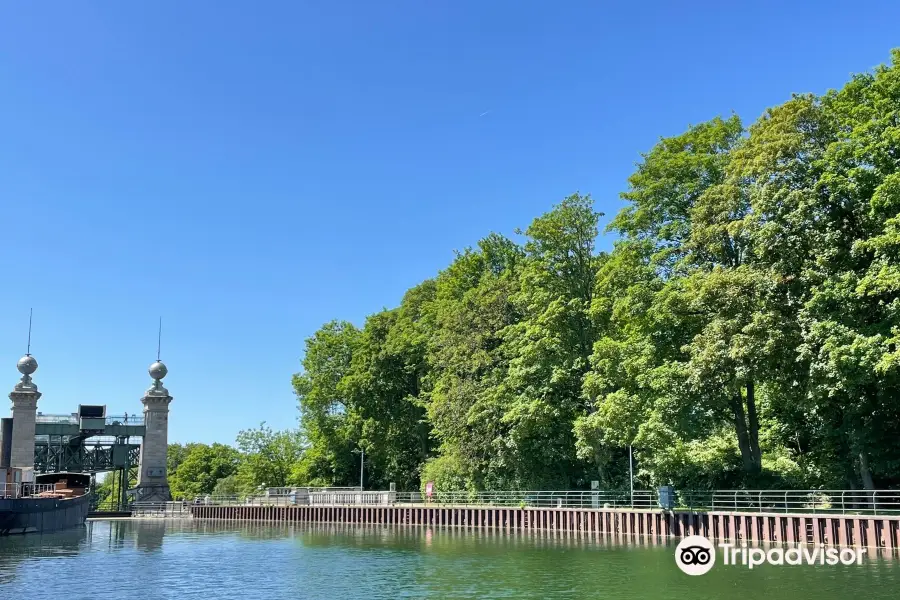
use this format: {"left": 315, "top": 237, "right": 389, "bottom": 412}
{"left": 675, "top": 535, "right": 866, "bottom": 576}
{"left": 675, "top": 536, "right": 716, "bottom": 575}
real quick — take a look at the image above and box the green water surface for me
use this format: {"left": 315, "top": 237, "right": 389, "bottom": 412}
{"left": 0, "top": 519, "right": 896, "bottom": 599}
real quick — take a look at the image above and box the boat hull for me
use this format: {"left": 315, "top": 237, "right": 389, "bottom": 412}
{"left": 0, "top": 492, "right": 91, "bottom": 535}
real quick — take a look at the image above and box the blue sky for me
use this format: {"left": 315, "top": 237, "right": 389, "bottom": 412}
{"left": 1, "top": 1, "right": 898, "bottom": 445}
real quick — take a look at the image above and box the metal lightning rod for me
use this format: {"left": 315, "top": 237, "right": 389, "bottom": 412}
{"left": 26, "top": 308, "right": 33, "bottom": 356}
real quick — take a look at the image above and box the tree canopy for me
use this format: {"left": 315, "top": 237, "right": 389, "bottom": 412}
{"left": 157, "top": 51, "right": 900, "bottom": 496}
{"left": 290, "top": 51, "right": 900, "bottom": 492}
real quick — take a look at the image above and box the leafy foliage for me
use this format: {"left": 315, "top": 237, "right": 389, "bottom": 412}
{"left": 235, "top": 423, "right": 306, "bottom": 490}
{"left": 168, "top": 442, "right": 242, "bottom": 499}
{"left": 165, "top": 426, "right": 305, "bottom": 500}
{"left": 177, "top": 51, "right": 900, "bottom": 494}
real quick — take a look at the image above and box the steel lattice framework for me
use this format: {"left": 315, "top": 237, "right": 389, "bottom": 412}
{"left": 33, "top": 416, "right": 147, "bottom": 510}
{"left": 34, "top": 437, "right": 141, "bottom": 474}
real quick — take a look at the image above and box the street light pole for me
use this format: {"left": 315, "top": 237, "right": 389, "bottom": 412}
{"left": 628, "top": 445, "right": 634, "bottom": 507}
{"left": 352, "top": 448, "right": 365, "bottom": 491}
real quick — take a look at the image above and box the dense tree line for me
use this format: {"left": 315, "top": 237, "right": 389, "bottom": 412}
{"left": 119, "top": 51, "right": 899, "bottom": 500}
{"left": 292, "top": 51, "right": 900, "bottom": 493}
{"left": 160, "top": 424, "right": 303, "bottom": 500}
{"left": 94, "top": 423, "right": 305, "bottom": 503}
{"left": 97, "top": 425, "right": 305, "bottom": 504}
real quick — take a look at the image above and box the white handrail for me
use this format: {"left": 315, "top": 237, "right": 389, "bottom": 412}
{"left": 184, "top": 488, "right": 900, "bottom": 516}
{"left": 0, "top": 483, "right": 59, "bottom": 499}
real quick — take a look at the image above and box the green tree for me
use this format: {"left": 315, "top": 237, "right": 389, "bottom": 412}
{"left": 580, "top": 115, "right": 801, "bottom": 486}
{"left": 168, "top": 443, "right": 242, "bottom": 499}
{"left": 211, "top": 474, "right": 244, "bottom": 497}
{"left": 497, "top": 193, "right": 602, "bottom": 488}
{"left": 236, "top": 423, "right": 305, "bottom": 490}
{"left": 292, "top": 321, "right": 361, "bottom": 486}
{"left": 741, "top": 51, "right": 900, "bottom": 488}
{"left": 424, "top": 233, "right": 523, "bottom": 489}
{"left": 340, "top": 282, "right": 437, "bottom": 490}
{"left": 167, "top": 442, "right": 193, "bottom": 477}
{"left": 288, "top": 50, "right": 900, "bottom": 493}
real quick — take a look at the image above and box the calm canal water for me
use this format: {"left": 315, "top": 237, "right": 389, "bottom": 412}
{"left": 0, "top": 519, "right": 897, "bottom": 599}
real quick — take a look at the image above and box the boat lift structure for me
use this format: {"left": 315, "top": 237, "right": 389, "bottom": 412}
{"left": 33, "top": 407, "right": 145, "bottom": 510}
{"left": 1, "top": 349, "right": 175, "bottom": 513}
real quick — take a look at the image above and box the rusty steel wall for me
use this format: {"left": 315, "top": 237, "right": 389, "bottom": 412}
{"left": 188, "top": 505, "right": 900, "bottom": 550}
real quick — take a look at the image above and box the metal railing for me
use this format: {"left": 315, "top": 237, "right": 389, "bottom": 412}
{"left": 131, "top": 501, "right": 191, "bottom": 518}
{"left": 0, "top": 483, "right": 63, "bottom": 499}
{"left": 394, "top": 490, "right": 658, "bottom": 509}
{"left": 189, "top": 490, "right": 643, "bottom": 509}
{"left": 309, "top": 491, "right": 394, "bottom": 506}
{"left": 264, "top": 486, "right": 361, "bottom": 497}
{"left": 706, "top": 489, "right": 900, "bottom": 515}
{"left": 35, "top": 414, "right": 145, "bottom": 426}
{"left": 0, "top": 483, "right": 25, "bottom": 498}
{"left": 35, "top": 414, "right": 78, "bottom": 424}
{"left": 187, "top": 495, "right": 274, "bottom": 506}
{"left": 106, "top": 415, "right": 144, "bottom": 426}
{"left": 185, "top": 488, "right": 900, "bottom": 516}
{"left": 404, "top": 489, "right": 900, "bottom": 515}
{"left": 187, "top": 490, "right": 389, "bottom": 507}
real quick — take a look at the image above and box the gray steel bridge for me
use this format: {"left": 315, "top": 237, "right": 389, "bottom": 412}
{"left": 34, "top": 411, "right": 146, "bottom": 510}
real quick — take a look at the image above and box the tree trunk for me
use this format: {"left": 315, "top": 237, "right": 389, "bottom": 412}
{"left": 595, "top": 457, "right": 607, "bottom": 488}
{"left": 745, "top": 379, "right": 762, "bottom": 469}
{"left": 845, "top": 465, "right": 861, "bottom": 510}
{"left": 731, "top": 395, "right": 758, "bottom": 473}
{"left": 859, "top": 451, "right": 875, "bottom": 490}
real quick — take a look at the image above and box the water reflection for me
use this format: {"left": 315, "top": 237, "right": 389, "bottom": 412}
{"left": 0, "top": 520, "right": 897, "bottom": 600}
{"left": 133, "top": 519, "right": 166, "bottom": 552}
{"left": 0, "top": 525, "right": 87, "bottom": 584}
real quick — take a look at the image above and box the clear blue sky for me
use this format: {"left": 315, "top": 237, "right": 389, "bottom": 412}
{"left": 1, "top": 1, "right": 898, "bottom": 445}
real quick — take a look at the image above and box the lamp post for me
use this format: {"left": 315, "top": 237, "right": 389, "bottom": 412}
{"left": 628, "top": 445, "right": 634, "bottom": 507}
{"left": 352, "top": 448, "right": 365, "bottom": 491}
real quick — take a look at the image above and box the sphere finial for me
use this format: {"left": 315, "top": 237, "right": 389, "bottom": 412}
{"left": 17, "top": 355, "right": 38, "bottom": 375}
{"left": 149, "top": 360, "right": 168, "bottom": 380}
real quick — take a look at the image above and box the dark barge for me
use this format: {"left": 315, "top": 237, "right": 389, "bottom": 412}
{"left": 0, "top": 472, "right": 91, "bottom": 535}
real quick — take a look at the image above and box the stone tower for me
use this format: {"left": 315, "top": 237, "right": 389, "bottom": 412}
{"left": 134, "top": 360, "right": 172, "bottom": 502}
{"left": 9, "top": 354, "right": 41, "bottom": 469}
